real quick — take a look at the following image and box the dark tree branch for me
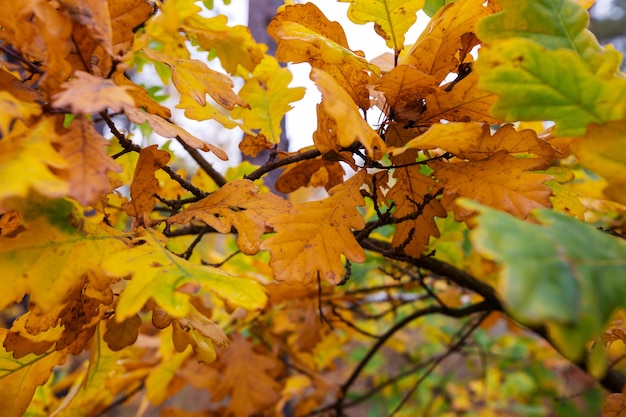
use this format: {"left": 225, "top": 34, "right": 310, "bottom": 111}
{"left": 176, "top": 136, "right": 227, "bottom": 187}
{"left": 245, "top": 148, "right": 322, "bottom": 181}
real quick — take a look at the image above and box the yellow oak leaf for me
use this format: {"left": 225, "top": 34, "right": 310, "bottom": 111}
{"left": 185, "top": 16, "right": 266, "bottom": 74}
{"left": 53, "top": 71, "right": 135, "bottom": 114}
{"left": 260, "top": 170, "right": 367, "bottom": 284}
{"left": 0, "top": 197, "right": 127, "bottom": 312}
{"left": 402, "top": 0, "right": 495, "bottom": 82}
{"left": 232, "top": 56, "right": 305, "bottom": 144}
{"left": 146, "top": 330, "right": 192, "bottom": 405}
{"left": 573, "top": 120, "right": 626, "bottom": 205}
{"left": 430, "top": 151, "right": 554, "bottom": 222}
{"left": 122, "top": 144, "right": 170, "bottom": 220}
{"left": 143, "top": 49, "right": 249, "bottom": 110}
{"left": 0, "top": 118, "right": 68, "bottom": 211}
{"left": 389, "top": 122, "right": 483, "bottom": 156}
{"left": 311, "top": 68, "right": 386, "bottom": 157}
{"left": 58, "top": 117, "right": 123, "bottom": 206}
{"left": 176, "top": 95, "right": 239, "bottom": 129}
{"left": 0, "top": 90, "right": 42, "bottom": 136}
{"left": 418, "top": 72, "right": 501, "bottom": 124}
{"left": 268, "top": 2, "right": 372, "bottom": 109}
{"left": 339, "top": 0, "right": 425, "bottom": 52}
{"left": 0, "top": 329, "right": 69, "bottom": 417}
{"left": 167, "top": 179, "right": 291, "bottom": 255}
{"left": 457, "top": 124, "right": 557, "bottom": 169}
{"left": 123, "top": 106, "right": 228, "bottom": 160}
{"left": 103, "top": 228, "right": 268, "bottom": 321}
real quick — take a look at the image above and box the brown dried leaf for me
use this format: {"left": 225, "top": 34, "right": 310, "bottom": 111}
{"left": 122, "top": 144, "right": 170, "bottom": 218}
{"left": 57, "top": 117, "right": 122, "bottom": 206}
{"left": 103, "top": 314, "right": 142, "bottom": 351}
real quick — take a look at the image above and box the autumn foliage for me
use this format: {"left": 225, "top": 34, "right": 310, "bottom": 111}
{"left": 2, "top": 0, "right": 626, "bottom": 416}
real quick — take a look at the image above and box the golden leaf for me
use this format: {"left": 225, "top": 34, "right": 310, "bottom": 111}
{"left": 374, "top": 64, "right": 437, "bottom": 123}
{"left": 0, "top": 90, "right": 42, "bottom": 136}
{"left": 114, "top": 72, "right": 171, "bottom": 119}
{"left": 211, "top": 334, "right": 282, "bottom": 417}
{"left": 390, "top": 122, "right": 483, "bottom": 156}
{"left": 573, "top": 120, "right": 626, "bottom": 205}
{"left": 260, "top": 170, "right": 367, "bottom": 284}
{"left": 275, "top": 159, "right": 345, "bottom": 193}
{"left": 0, "top": 329, "right": 69, "bottom": 417}
{"left": 419, "top": 72, "right": 500, "bottom": 124}
{"left": 0, "top": 119, "right": 69, "bottom": 211}
{"left": 339, "top": 0, "right": 425, "bottom": 52}
{"left": 311, "top": 68, "right": 385, "bottom": 157}
{"left": 231, "top": 56, "right": 305, "bottom": 144}
{"left": 167, "top": 179, "right": 291, "bottom": 255}
{"left": 53, "top": 71, "right": 135, "bottom": 114}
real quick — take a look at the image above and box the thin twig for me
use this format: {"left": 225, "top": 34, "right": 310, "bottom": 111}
{"left": 176, "top": 136, "right": 227, "bottom": 187}
{"left": 245, "top": 149, "right": 321, "bottom": 181}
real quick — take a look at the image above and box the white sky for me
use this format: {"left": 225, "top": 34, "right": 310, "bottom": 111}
{"left": 132, "top": 1, "right": 429, "bottom": 170}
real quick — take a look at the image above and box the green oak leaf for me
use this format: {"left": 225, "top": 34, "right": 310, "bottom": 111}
{"left": 464, "top": 200, "right": 626, "bottom": 359}
{"left": 475, "top": 38, "right": 626, "bottom": 137}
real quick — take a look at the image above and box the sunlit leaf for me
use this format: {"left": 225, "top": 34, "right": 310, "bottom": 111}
{"left": 311, "top": 68, "right": 385, "bottom": 156}
{"left": 338, "top": 0, "right": 425, "bottom": 51}
{"left": 231, "top": 56, "right": 305, "bottom": 144}
{"left": 103, "top": 228, "right": 268, "bottom": 321}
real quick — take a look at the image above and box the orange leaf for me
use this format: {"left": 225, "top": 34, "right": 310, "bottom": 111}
{"left": 123, "top": 106, "right": 228, "bottom": 160}
{"left": 374, "top": 64, "right": 437, "bottom": 123}
{"left": 62, "top": 0, "right": 113, "bottom": 55}
{"left": 430, "top": 151, "right": 553, "bottom": 222}
{"left": 122, "top": 144, "right": 170, "bottom": 219}
{"left": 211, "top": 334, "right": 282, "bottom": 417}
{"left": 58, "top": 117, "right": 122, "bottom": 206}
{"left": 275, "top": 159, "right": 345, "bottom": 193}
{"left": 167, "top": 179, "right": 291, "bottom": 255}
{"left": 389, "top": 122, "right": 484, "bottom": 157}
{"left": 457, "top": 124, "right": 557, "bottom": 169}
{"left": 260, "top": 170, "right": 367, "bottom": 284}
{"left": 311, "top": 68, "right": 385, "bottom": 157}
{"left": 114, "top": 73, "right": 171, "bottom": 119}
{"left": 418, "top": 72, "right": 501, "bottom": 124}
{"left": 603, "top": 393, "right": 626, "bottom": 417}
{"left": 53, "top": 71, "right": 135, "bottom": 114}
